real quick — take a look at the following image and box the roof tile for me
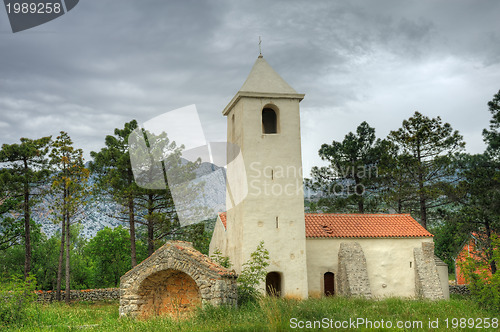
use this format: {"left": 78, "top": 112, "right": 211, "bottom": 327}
{"left": 218, "top": 212, "right": 432, "bottom": 238}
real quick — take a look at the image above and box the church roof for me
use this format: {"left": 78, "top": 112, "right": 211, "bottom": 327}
{"left": 222, "top": 56, "right": 305, "bottom": 115}
{"left": 305, "top": 213, "right": 433, "bottom": 238}
{"left": 217, "top": 212, "right": 433, "bottom": 238}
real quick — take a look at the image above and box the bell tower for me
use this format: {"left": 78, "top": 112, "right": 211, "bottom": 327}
{"left": 222, "top": 55, "right": 308, "bottom": 298}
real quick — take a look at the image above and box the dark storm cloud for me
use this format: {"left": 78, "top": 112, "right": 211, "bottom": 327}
{"left": 0, "top": 0, "right": 499, "bottom": 174}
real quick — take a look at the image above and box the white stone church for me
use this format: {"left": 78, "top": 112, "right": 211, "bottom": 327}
{"left": 209, "top": 55, "right": 448, "bottom": 300}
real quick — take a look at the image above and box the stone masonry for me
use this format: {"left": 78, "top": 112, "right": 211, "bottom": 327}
{"left": 120, "top": 241, "right": 237, "bottom": 318}
{"left": 337, "top": 242, "right": 372, "bottom": 298}
{"left": 413, "top": 242, "right": 444, "bottom": 300}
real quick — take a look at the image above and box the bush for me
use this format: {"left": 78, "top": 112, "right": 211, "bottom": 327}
{"left": 210, "top": 248, "right": 232, "bottom": 269}
{"left": 237, "top": 241, "right": 269, "bottom": 305}
{"left": 0, "top": 274, "right": 37, "bottom": 327}
{"left": 460, "top": 235, "right": 500, "bottom": 310}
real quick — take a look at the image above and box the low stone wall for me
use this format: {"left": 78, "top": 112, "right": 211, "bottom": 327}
{"left": 36, "top": 288, "right": 119, "bottom": 302}
{"left": 449, "top": 285, "right": 470, "bottom": 295}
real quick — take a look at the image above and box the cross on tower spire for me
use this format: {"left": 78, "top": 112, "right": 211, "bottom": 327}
{"left": 258, "top": 36, "right": 263, "bottom": 58}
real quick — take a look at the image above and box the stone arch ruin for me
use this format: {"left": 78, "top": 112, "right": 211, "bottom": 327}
{"left": 119, "top": 241, "right": 237, "bottom": 318}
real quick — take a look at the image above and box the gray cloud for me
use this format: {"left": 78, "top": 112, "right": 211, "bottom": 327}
{"left": 0, "top": 0, "right": 499, "bottom": 174}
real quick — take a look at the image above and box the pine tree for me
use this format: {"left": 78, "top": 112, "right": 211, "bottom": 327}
{"left": 388, "top": 112, "right": 465, "bottom": 229}
{"left": 0, "top": 137, "right": 51, "bottom": 278}
{"left": 90, "top": 121, "right": 142, "bottom": 267}
{"left": 307, "top": 121, "right": 381, "bottom": 213}
{"left": 49, "top": 132, "right": 90, "bottom": 302}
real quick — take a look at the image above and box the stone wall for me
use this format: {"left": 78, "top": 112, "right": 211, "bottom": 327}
{"left": 120, "top": 241, "right": 237, "bottom": 318}
{"left": 337, "top": 242, "right": 372, "bottom": 298}
{"left": 36, "top": 288, "right": 119, "bottom": 302}
{"left": 449, "top": 285, "right": 470, "bottom": 295}
{"left": 413, "top": 242, "right": 444, "bottom": 300}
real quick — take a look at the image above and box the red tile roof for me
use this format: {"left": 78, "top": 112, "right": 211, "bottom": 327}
{"left": 305, "top": 213, "right": 433, "bottom": 238}
{"left": 218, "top": 212, "right": 433, "bottom": 238}
{"left": 219, "top": 212, "right": 227, "bottom": 229}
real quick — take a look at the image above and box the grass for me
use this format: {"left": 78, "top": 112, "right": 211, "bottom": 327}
{"left": 4, "top": 295, "right": 499, "bottom": 331}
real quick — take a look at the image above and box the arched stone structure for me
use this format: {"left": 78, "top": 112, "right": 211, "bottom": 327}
{"left": 119, "top": 241, "right": 237, "bottom": 318}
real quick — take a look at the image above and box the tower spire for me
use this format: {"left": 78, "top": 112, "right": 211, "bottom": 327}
{"left": 258, "top": 36, "right": 263, "bottom": 58}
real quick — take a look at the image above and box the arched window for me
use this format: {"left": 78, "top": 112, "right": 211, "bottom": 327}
{"left": 324, "top": 272, "right": 335, "bottom": 296}
{"left": 262, "top": 108, "right": 277, "bottom": 134}
{"left": 266, "top": 272, "right": 282, "bottom": 297}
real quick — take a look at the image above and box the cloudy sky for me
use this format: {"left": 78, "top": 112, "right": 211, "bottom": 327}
{"left": 1, "top": 0, "right": 499, "bottom": 176}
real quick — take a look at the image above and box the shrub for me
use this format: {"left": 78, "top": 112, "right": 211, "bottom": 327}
{"left": 210, "top": 248, "right": 232, "bottom": 269}
{"left": 237, "top": 241, "right": 269, "bottom": 305}
{"left": 459, "top": 235, "right": 500, "bottom": 310}
{"left": 0, "top": 274, "right": 37, "bottom": 327}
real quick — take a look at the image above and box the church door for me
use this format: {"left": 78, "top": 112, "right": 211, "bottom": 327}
{"left": 324, "top": 272, "right": 335, "bottom": 296}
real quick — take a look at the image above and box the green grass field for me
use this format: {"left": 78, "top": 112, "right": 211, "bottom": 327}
{"left": 4, "top": 295, "right": 500, "bottom": 331}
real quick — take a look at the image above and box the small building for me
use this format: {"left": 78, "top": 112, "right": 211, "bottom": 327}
{"left": 455, "top": 233, "right": 493, "bottom": 285}
{"left": 120, "top": 241, "right": 237, "bottom": 318}
{"left": 209, "top": 55, "right": 446, "bottom": 300}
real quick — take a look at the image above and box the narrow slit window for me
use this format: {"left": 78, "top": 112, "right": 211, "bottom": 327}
{"left": 262, "top": 108, "right": 277, "bottom": 134}
{"left": 276, "top": 216, "right": 279, "bottom": 228}
{"left": 231, "top": 114, "right": 235, "bottom": 140}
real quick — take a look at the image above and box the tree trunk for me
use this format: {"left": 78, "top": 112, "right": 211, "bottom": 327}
{"left": 354, "top": 175, "right": 364, "bottom": 213}
{"left": 419, "top": 186, "right": 427, "bottom": 229}
{"left": 23, "top": 158, "right": 31, "bottom": 279}
{"left": 65, "top": 211, "right": 71, "bottom": 304}
{"left": 148, "top": 194, "right": 154, "bottom": 256}
{"left": 56, "top": 213, "right": 65, "bottom": 301}
{"left": 129, "top": 196, "right": 137, "bottom": 267}
{"left": 416, "top": 144, "right": 427, "bottom": 229}
{"left": 485, "top": 219, "right": 497, "bottom": 274}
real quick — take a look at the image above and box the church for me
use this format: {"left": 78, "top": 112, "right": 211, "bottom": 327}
{"left": 209, "top": 55, "right": 448, "bottom": 300}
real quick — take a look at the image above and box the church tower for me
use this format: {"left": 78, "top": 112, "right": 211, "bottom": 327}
{"left": 222, "top": 55, "right": 308, "bottom": 298}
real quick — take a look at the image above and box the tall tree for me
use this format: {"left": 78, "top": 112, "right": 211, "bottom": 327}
{"left": 90, "top": 121, "right": 142, "bottom": 267}
{"left": 483, "top": 89, "right": 500, "bottom": 159}
{"left": 0, "top": 136, "right": 51, "bottom": 278}
{"left": 388, "top": 112, "right": 465, "bottom": 229}
{"left": 307, "top": 121, "right": 380, "bottom": 213}
{"left": 49, "top": 132, "right": 90, "bottom": 302}
{"left": 130, "top": 129, "right": 199, "bottom": 257}
{"left": 450, "top": 153, "right": 499, "bottom": 274}
{"left": 376, "top": 139, "right": 417, "bottom": 213}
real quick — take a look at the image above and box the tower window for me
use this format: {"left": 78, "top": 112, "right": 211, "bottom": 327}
{"left": 262, "top": 108, "right": 277, "bottom": 134}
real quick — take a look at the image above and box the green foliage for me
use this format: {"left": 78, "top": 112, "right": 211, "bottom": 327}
{"left": 0, "top": 274, "right": 37, "bottom": 327}
{"left": 459, "top": 236, "right": 500, "bottom": 310}
{"left": 483, "top": 89, "right": 500, "bottom": 159}
{"left": 429, "top": 220, "right": 467, "bottom": 273}
{"left": 307, "top": 121, "right": 382, "bottom": 213}
{"left": 386, "top": 111, "right": 465, "bottom": 229}
{"left": 0, "top": 136, "right": 52, "bottom": 277}
{"left": 90, "top": 120, "right": 142, "bottom": 267}
{"left": 237, "top": 241, "right": 270, "bottom": 305}
{"left": 210, "top": 248, "right": 232, "bottom": 269}
{"left": 85, "top": 226, "right": 133, "bottom": 288}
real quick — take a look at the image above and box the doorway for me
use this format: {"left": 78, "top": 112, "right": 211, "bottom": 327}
{"left": 266, "top": 272, "right": 282, "bottom": 297}
{"left": 324, "top": 272, "right": 335, "bottom": 296}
